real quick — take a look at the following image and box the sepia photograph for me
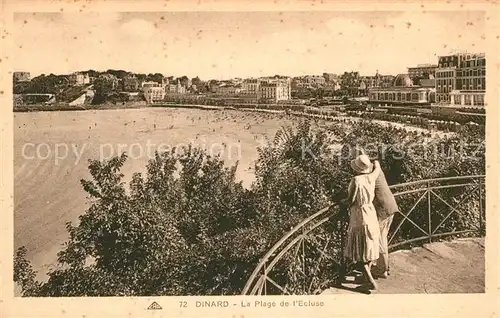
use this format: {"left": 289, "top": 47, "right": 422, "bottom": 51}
{"left": 1, "top": 1, "right": 498, "bottom": 317}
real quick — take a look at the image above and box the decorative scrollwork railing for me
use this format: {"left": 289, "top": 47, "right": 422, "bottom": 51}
{"left": 241, "top": 175, "right": 485, "bottom": 295}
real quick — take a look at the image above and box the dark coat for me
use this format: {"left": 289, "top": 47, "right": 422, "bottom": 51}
{"left": 373, "top": 169, "right": 399, "bottom": 220}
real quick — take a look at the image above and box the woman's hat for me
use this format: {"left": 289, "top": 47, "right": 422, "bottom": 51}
{"left": 350, "top": 154, "right": 373, "bottom": 174}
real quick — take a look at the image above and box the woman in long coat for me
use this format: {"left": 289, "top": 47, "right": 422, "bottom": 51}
{"left": 344, "top": 154, "right": 382, "bottom": 290}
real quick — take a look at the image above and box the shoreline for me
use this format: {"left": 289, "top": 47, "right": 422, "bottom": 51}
{"left": 13, "top": 102, "right": 463, "bottom": 135}
{"left": 13, "top": 102, "right": 149, "bottom": 113}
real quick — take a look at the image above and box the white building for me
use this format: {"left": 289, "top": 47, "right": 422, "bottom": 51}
{"left": 142, "top": 81, "right": 161, "bottom": 88}
{"left": 241, "top": 79, "right": 260, "bottom": 95}
{"left": 368, "top": 74, "right": 435, "bottom": 105}
{"left": 144, "top": 86, "right": 166, "bottom": 104}
{"left": 258, "top": 80, "right": 291, "bottom": 102}
{"left": 304, "top": 75, "right": 326, "bottom": 86}
{"left": 69, "top": 72, "right": 90, "bottom": 86}
{"left": 215, "top": 84, "right": 242, "bottom": 96}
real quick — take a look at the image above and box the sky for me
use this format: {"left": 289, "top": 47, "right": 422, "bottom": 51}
{"left": 13, "top": 11, "right": 486, "bottom": 80}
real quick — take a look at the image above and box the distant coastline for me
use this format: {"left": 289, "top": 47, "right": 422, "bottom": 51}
{"left": 13, "top": 101, "right": 149, "bottom": 113}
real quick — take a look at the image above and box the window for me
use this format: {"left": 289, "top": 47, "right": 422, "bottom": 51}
{"left": 476, "top": 94, "right": 484, "bottom": 105}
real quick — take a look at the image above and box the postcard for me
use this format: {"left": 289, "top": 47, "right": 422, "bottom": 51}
{"left": 1, "top": 1, "right": 498, "bottom": 317}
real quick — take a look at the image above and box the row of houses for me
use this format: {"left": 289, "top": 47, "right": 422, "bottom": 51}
{"left": 290, "top": 72, "right": 396, "bottom": 95}
{"left": 15, "top": 50, "right": 486, "bottom": 108}
{"left": 291, "top": 52, "right": 486, "bottom": 108}
{"left": 144, "top": 76, "right": 292, "bottom": 104}
{"left": 142, "top": 80, "right": 188, "bottom": 103}
{"left": 213, "top": 77, "right": 291, "bottom": 100}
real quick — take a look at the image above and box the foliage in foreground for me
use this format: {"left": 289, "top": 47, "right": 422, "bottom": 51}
{"left": 14, "top": 120, "right": 485, "bottom": 296}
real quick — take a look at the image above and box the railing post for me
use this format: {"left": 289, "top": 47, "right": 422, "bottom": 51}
{"left": 301, "top": 228, "right": 306, "bottom": 275}
{"left": 427, "top": 181, "right": 432, "bottom": 243}
{"left": 263, "top": 263, "right": 267, "bottom": 296}
{"left": 479, "top": 178, "right": 484, "bottom": 234}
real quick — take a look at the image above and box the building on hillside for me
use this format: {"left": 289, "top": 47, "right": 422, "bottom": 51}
{"left": 374, "top": 72, "right": 395, "bottom": 88}
{"left": 167, "top": 80, "right": 186, "bottom": 94}
{"left": 304, "top": 75, "right": 326, "bottom": 86}
{"left": 360, "top": 76, "right": 378, "bottom": 88}
{"left": 215, "top": 84, "right": 242, "bottom": 96}
{"left": 13, "top": 72, "right": 31, "bottom": 82}
{"left": 435, "top": 52, "right": 485, "bottom": 106}
{"left": 368, "top": 74, "right": 435, "bottom": 105}
{"left": 230, "top": 78, "right": 244, "bottom": 85}
{"left": 241, "top": 78, "right": 260, "bottom": 96}
{"left": 142, "top": 81, "right": 161, "bottom": 88}
{"left": 325, "top": 81, "right": 341, "bottom": 91}
{"left": 291, "top": 78, "right": 308, "bottom": 89}
{"left": 144, "top": 86, "right": 166, "bottom": 104}
{"left": 69, "top": 72, "right": 90, "bottom": 86}
{"left": 292, "top": 75, "right": 326, "bottom": 88}
{"left": 407, "top": 64, "right": 438, "bottom": 80}
{"left": 258, "top": 80, "right": 291, "bottom": 102}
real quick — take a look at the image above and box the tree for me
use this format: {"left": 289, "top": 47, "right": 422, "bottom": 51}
{"left": 146, "top": 73, "right": 165, "bottom": 84}
{"left": 177, "top": 76, "right": 190, "bottom": 87}
{"left": 14, "top": 147, "right": 253, "bottom": 296}
{"left": 15, "top": 74, "right": 69, "bottom": 94}
{"left": 91, "top": 78, "right": 115, "bottom": 105}
{"left": 340, "top": 71, "right": 360, "bottom": 97}
{"left": 191, "top": 76, "right": 203, "bottom": 88}
{"left": 106, "top": 69, "right": 130, "bottom": 79}
{"left": 84, "top": 70, "right": 100, "bottom": 78}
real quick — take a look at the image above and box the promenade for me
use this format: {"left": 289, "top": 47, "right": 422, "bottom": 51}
{"left": 322, "top": 237, "right": 485, "bottom": 294}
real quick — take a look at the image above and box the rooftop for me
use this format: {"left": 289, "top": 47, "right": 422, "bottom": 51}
{"left": 409, "top": 64, "right": 438, "bottom": 69}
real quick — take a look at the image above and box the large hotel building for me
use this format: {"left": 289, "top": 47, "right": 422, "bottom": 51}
{"left": 258, "top": 78, "right": 291, "bottom": 102}
{"left": 407, "top": 64, "right": 438, "bottom": 80}
{"left": 368, "top": 51, "right": 485, "bottom": 108}
{"left": 435, "top": 52, "right": 485, "bottom": 107}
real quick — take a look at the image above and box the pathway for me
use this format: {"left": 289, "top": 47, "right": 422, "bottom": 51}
{"left": 322, "top": 237, "right": 485, "bottom": 294}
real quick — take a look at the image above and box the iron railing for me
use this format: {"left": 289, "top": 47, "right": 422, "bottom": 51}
{"left": 241, "top": 175, "right": 485, "bottom": 295}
